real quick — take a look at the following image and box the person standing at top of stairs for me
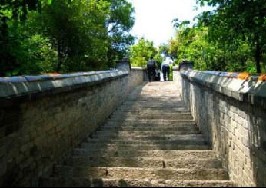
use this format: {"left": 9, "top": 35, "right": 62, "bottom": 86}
{"left": 161, "top": 56, "right": 173, "bottom": 81}
{"left": 146, "top": 56, "right": 157, "bottom": 82}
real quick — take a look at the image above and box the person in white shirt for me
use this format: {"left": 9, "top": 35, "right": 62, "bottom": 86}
{"left": 161, "top": 57, "right": 173, "bottom": 81}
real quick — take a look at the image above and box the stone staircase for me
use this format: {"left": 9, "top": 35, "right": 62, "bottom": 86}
{"left": 39, "top": 82, "right": 235, "bottom": 187}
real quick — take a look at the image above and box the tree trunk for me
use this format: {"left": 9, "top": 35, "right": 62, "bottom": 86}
{"left": 254, "top": 34, "right": 262, "bottom": 74}
{"left": 57, "top": 40, "right": 63, "bottom": 72}
{"left": 254, "top": 41, "right": 262, "bottom": 74}
{"left": 0, "top": 16, "right": 9, "bottom": 76}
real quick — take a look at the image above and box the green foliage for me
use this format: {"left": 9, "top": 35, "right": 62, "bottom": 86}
{"left": 196, "top": 0, "right": 266, "bottom": 73}
{"left": 129, "top": 38, "right": 157, "bottom": 67}
{"left": 37, "top": 0, "right": 108, "bottom": 71}
{"left": 106, "top": 0, "right": 135, "bottom": 66}
{"left": 170, "top": 23, "right": 257, "bottom": 72}
{"left": 169, "top": 0, "right": 265, "bottom": 73}
{"left": 12, "top": 34, "right": 57, "bottom": 75}
{"left": 7, "top": 20, "right": 57, "bottom": 75}
{"left": 0, "top": 0, "right": 135, "bottom": 76}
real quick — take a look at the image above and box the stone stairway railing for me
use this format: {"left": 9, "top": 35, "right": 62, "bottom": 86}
{"left": 38, "top": 81, "right": 235, "bottom": 187}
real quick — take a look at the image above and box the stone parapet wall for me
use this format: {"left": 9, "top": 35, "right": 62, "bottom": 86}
{"left": 128, "top": 67, "right": 146, "bottom": 90}
{"left": 0, "top": 68, "right": 144, "bottom": 186}
{"left": 180, "top": 70, "right": 266, "bottom": 187}
{"left": 0, "top": 71, "right": 127, "bottom": 99}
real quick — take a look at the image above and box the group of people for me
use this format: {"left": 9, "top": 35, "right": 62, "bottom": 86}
{"left": 146, "top": 56, "right": 173, "bottom": 82}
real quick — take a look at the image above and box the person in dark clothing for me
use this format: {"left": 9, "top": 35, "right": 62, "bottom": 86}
{"left": 147, "top": 56, "right": 157, "bottom": 82}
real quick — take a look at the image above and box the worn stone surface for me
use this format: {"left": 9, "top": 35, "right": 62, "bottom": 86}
{"left": 38, "top": 81, "right": 234, "bottom": 187}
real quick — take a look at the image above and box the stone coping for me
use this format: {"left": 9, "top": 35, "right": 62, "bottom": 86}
{"left": 181, "top": 70, "right": 266, "bottom": 109}
{"left": 0, "top": 70, "right": 128, "bottom": 99}
{"left": 131, "top": 67, "right": 146, "bottom": 70}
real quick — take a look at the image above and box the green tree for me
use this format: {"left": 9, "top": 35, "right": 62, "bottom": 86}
{"left": 0, "top": 0, "right": 135, "bottom": 76}
{"left": 0, "top": 0, "right": 56, "bottom": 76}
{"left": 129, "top": 38, "right": 157, "bottom": 67}
{"left": 197, "top": 0, "right": 266, "bottom": 73}
{"left": 106, "top": 0, "right": 135, "bottom": 67}
{"left": 38, "top": 0, "right": 108, "bottom": 72}
{"left": 38, "top": 0, "right": 135, "bottom": 72}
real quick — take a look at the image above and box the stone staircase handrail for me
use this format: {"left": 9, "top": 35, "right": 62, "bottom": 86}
{"left": 0, "top": 70, "right": 128, "bottom": 98}
{"left": 181, "top": 70, "right": 266, "bottom": 109}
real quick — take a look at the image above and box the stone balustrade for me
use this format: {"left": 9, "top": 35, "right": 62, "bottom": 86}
{"left": 0, "top": 67, "right": 144, "bottom": 186}
{"left": 1, "top": 66, "right": 266, "bottom": 187}
{"left": 180, "top": 70, "right": 266, "bottom": 187}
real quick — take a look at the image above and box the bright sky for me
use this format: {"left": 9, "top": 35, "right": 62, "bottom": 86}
{"left": 128, "top": 0, "right": 213, "bottom": 47}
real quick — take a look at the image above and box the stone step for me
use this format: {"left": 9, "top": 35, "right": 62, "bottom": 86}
{"left": 121, "top": 104, "right": 188, "bottom": 109}
{"left": 39, "top": 177, "right": 235, "bottom": 187}
{"left": 80, "top": 142, "right": 210, "bottom": 150}
{"left": 99, "top": 123, "right": 198, "bottom": 129}
{"left": 126, "top": 96, "right": 182, "bottom": 100}
{"left": 105, "top": 119, "right": 196, "bottom": 126}
{"left": 52, "top": 166, "right": 229, "bottom": 180}
{"left": 87, "top": 134, "right": 206, "bottom": 142}
{"left": 72, "top": 149, "right": 216, "bottom": 158}
{"left": 122, "top": 101, "right": 187, "bottom": 108}
{"left": 118, "top": 106, "right": 189, "bottom": 112}
{"left": 110, "top": 112, "right": 193, "bottom": 120}
{"left": 113, "top": 110, "right": 191, "bottom": 115}
{"left": 118, "top": 104, "right": 188, "bottom": 109}
{"left": 99, "top": 126, "right": 198, "bottom": 132}
{"left": 125, "top": 99, "right": 183, "bottom": 104}
{"left": 64, "top": 156, "right": 223, "bottom": 169}
{"left": 110, "top": 116, "right": 193, "bottom": 121}
{"left": 90, "top": 130, "right": 201, "bottom": 140}
{"left": 126, "top": 94, "right": 181, "bottom": 98}
{"left": 106, "top": 119, "right": 195, "bottom": 125}
{"left": 121, "top": 96, "right": 183, "bottom": 100}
